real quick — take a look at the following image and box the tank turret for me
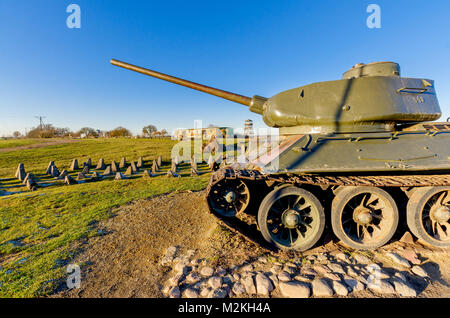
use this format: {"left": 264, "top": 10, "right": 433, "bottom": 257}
{"left": 111, "top": 59, "right": 441, "bottom": 134}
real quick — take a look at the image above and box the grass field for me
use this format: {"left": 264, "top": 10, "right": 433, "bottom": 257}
{"left": 0, "top": 138, "right": 211, "bottom": 297}
{"left": 0, "top": 139, "right": 52, "bottom": 150}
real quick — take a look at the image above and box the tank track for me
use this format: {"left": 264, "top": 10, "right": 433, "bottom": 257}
{"left": 205, "top": 167, "right": 450, "bottom": 251}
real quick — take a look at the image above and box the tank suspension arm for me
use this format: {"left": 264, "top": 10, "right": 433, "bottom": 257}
{"left": 110, "top": 59, "right": 254, "bottom": 106}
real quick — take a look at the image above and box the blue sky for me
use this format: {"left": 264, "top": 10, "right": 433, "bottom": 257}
{"left": 0, "top": 0, "right": 449, "bottom": 136}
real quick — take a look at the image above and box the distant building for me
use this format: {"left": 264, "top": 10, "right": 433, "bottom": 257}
{"left": 244, "top": 119, "right": 254, "bottom": 135}
{"left": 173, "top": 127, "right": 233, "bottom": 141}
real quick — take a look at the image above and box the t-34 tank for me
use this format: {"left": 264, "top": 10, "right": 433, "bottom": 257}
{"left": 111, "top": 59, "right": 450, "bottom": 251}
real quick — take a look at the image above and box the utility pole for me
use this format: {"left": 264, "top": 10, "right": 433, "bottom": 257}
{"left": 35, "top": 116, "right": 46, "bottom": 130}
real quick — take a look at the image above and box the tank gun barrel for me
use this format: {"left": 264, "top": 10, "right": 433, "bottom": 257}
{"left": 110, "top": 59, "right": 255, "bottom": 107}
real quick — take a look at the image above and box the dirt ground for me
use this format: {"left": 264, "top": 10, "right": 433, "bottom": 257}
{"left": 54, "top": 190, "right": 450, "bottom": 298}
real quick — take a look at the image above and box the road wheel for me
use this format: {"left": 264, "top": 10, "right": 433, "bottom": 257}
{"left": 407, "top": 186, "right": 450, "bottom": 247}
{"left": 331, "top": 186, "right": 399, "bottom": 250}
{"left": 257, "top": 186, "right": 325, "bottom": 252}
{"left": 208, "top": 179, "right": 250, "bottom": 217}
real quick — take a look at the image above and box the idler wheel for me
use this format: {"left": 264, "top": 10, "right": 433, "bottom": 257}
{"left": 257, "top": 186, "right": 325, "bottom": 252}
{"left": 407, "top": 186, "right": 450, "bottom": 247}
{"left": 331, "top": 186, "right": 399, "bottom": 250}
{"left": 208, "top": 179, "right": 250, "bottom": 217}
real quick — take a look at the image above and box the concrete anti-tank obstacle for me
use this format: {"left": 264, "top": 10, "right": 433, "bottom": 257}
{"left": 91, "top": 171, "right": 101, "bottom": 181}
{"left": 26, "top": 178, "right": 38, "bottom": 191}
{"left": 207, "top": 156, "right": 215, "bottom": 170}
{"left": 191, "top": 157, "right": 198, "bottom": 171}
{"left": 77, "top": 172, "right": 87, "bottom": 180}
{"left": 23, "top": 173, "right": 34, "bottom": 185}
{"left": 131, "top": 161, "right": 138, "bottom": 173}
{"left": 81, "top": 165, "right": 89, "bottom": 175}
{"left": 171, "top": 161, "right": 178, "bottom": 172}
{"left": 58, "top": 170, "right": 68, "bottom": 180}
{"left": 142, "top": 170, "right": 152, "bottom": 178}
{"left": 96, "top": 158, "right": 106, "bottom": 170}
{"left": 70, "top": 159, "right": 79, "bottom": 171}
{"left": 111, "top": 161, "right": 118, "bottom": 173}
{"left": 157, "top": 155, "right": 162, "bottom": 167}
{"left": 191, "top": 167, "right": 199, "bottom": 176}
{"left": 152, "top": 160, "right": 159, "bottom": 174}
{"left": 166, "top": 170, "right": 180, "bottom": 178}
{"left": 137, "top": 156, "right": 144, "bottom": 169}
{"left": 45, "top": 161, "right": 55, "bottom": 175}
{"left": 15, "top": 163, "right": 26, "bottom": 181}
{"left": 172, "top": 156, "right": 179, "bottom": 165}
{"left": 64, "top": 175, "right": 78, "bottom": 185}
{"left": 103, "top": 165, "right": 112, "bottom": 176}
{"left": 124, "top": 166, "right": 133, "bottom": 176}
{"left": 51, "top": 165, "right": 60, "bottom": 178}
{"left": 119, "top": 157, "right": 127, "bottom": 169}
{"left": 86, "top": 158, "right": 92, "bottom": 169}
{"left": 115, "top": 172, "right": 126, "bottom": 180}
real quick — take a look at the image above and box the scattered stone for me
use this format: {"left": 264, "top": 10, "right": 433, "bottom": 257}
{"left": 367, "top": 279, "right": 395, "bottom": 294}
{"left": 327, "top": 263, "right": 346, "bottom": 275}
{"left": 45, "top": 161, "right": 55, "bottom": 174}
{"left": 278, "top": 271, "right": 291, "bottom": 282}
{"left": 336, "top": 253, "right": 351, "bottom": 263}
{"left": 64, "top": 175, "right": 77, "bottom": 185}
{"left": 215, "top": 266, "right": 227, "bottom": 276}
{"left": 354, "top": 254, "right": 371, "bottom": 264}
{"left": 255, "top": 273, "right": 274, "bottom": 295}
{"left": 111, "top": 161, "right": 118, "bottom": 173}
{"left": 398, "top": 250, "right": 421, "bottom": 265}
{"left": 209, "top": 288, "right": 227, "bottom": 298}
{"left": 332, "top": 281, "right": 349, "bottom": 296}
{"left": 200, "top": 266, "right": 214, "bottom": 277}
{"left": 70, "top": 159, "right": 79, "bottom": 171}
{"left": 393, "top": 279, "right": 417, "bottom": 297}
{"left": 312, "top": 279, "right": 334, "bottom": 297}
{"left": 400, "top": 231, "right": 415, "bottom": 244}
{"left": 208, "top": 276, "right": 222, "bottom": 289}
{"left": 142, "top": 169, "right": 152, "bottom": 179}
{"left": 131, "top": 161, "right": 138, "bottom": 173}
{"left": 241, "top": 264, "right": 254, "bottom": 273}
{"left": 137, "top": 156, "right": 144, "bottom": 168}
{"left": 317, "top": 253, "right": 328, "bottom": 262}
{"left": 200, "top": 287, "right": 211, "bottom": 297}
{"left": 313, "top": 264, "right": 331, "bottom": 275}
{"left": 232, "top": 273, "right": 241, "bottom": 281}
{"left": 186, "top": 272, "right": 201, "bottom": 284}
{"left": 394, "top": 272, "right": 407, "bottom": 282}
{"left": 184, "top": 288, "right": 199, "bottom": 298}
{"left": 100, "top": 164, "right": 113, "bottom": 176}
{"left": 386, "top": 252, "right": 411, "bottom": 268}
{"left": 161, "top": 246, "right": 177, "bottom": 266}
{"left": 168, "top": 286, "right": 180, "bottom": 298}
{"left": 302, "top": 268, "right": 317, "bottom": 276}
{"left": 232, "top": 282, "right": 246, "bottom": 295}
{"left": 241, "top": 274, "right": 256, "bottom": 294}
{"left": 96, "top": 158, "right": 105, "bottom": 170}
{"left": 15, "top": 163, "right": 26, "bottom": 181}
{"left": 283, "top": 265, "right": 296, "bottom": 275}
{"left": 323, "top": 272, "right": 341, "bottom": 281}
{"left": 174, "top": 262, "right": 189, "bottom": 275}
{"left": 124, "top": 166, "right": 133, "bottom": 176}
{"left": 279, "top": 281, "right": 310, "bottom": 298}
{"left": 343, "top": 277, "right": 365, "bottom": 292}
{"left": 119, "top": 157, "right": 127, "bottom": 169}
{"left": 169, "top": 274, "right": 183, "bottom": 286}
{"left": 293, "top": 274, "right": 314, "bottom": 283}
{"left": 77, "top": 172, "right": 87, "bottom": 180}
{"left": 411, "top": 265, "right": 428, "bottom": 278}
{"left": 365, "top": 264, "right": 390, "bottom": 279}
